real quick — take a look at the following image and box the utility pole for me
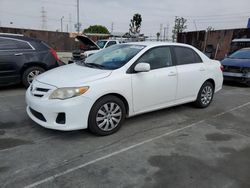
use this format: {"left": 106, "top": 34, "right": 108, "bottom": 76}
{"left": 193, "top": 20, "right": 197, "bottom": 31}
{"left": 69, "top": 13, "right": 72, "bottom": 32}
{"left": 163, "top": 27, "right": 166, "bottom": 41}
{"left": 77, "top": 0, "right": 80, "bottom": 33}
{"left": 61, "top": 16, "right": 64, "bottom": 32}
{"left": 111, "top": 22, "right": 114, "bottom": 33}
{"left": 41, "top": 7, "right": 47, "bottom": 30}
{"left": 166, "top": 24, "right": 169, "bottom": 41}
{"left": 160, "top": 24, "right": 163, "bottom": 41}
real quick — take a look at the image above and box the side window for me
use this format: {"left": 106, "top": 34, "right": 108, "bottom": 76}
{"left": 16, "top": 41, "right": 33, "bottom": 50}
{"left": 136, "top": 46, "right": 172, "bottom": 70}
{"left": 0, "top": 38, "right": 18, "bottom": 50}
{"left": 0, "top": 37, "right": 32, "bottom": 50}
{"left": 174, "top": 46, "right": 202, "bottom": 65}
{"left": 106, "top": 41, "right": 117, "bottom": 48}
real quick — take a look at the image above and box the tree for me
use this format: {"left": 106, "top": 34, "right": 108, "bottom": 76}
{"left": 172, "top": 16, "right": 187, "bottom": 42}
{"left": 207, "top": 26, "right": 214, "bottom": 32}
{"left": 129, "top": 13, "right": 142, "bottom": 35}
{"left": 156, "top": 32, "right": 160, "bottom": 41}
{"left": 83, "top": 25, "right": 109, "bottom": 34}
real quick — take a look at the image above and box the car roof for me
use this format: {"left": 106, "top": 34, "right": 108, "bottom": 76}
{"left": 232, "top": 38, "right": 250, "bottom": 42}
{"left": 0, "top": 33, "right": 41, "bottom": 42}
{"left": 98, "top": 39, "right": 117, "bottom": 42}
{"left": 125, "top": 41, "right": 194, "bottom": 48}
{"left": 240, "top": 48, "right": 250, "bottom": 50}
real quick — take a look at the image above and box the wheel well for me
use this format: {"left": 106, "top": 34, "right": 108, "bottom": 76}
{"left": 97, "top": 93, "right": 129, "bottom": 116}
{"left": 205, "top": 79, "right": 215, "bottom": 89}
{"left": 20, "top": 62, "right": 47, "bottom": 75}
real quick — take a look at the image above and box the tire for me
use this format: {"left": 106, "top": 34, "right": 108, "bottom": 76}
{"left": 22, "top": 66, "right": 45, "bottom": 88}
{"left": 194, "top": 81, "right": 214, "bottom": 108}
{"left": 88, "top": 96, "right": 126, "bottom": 136}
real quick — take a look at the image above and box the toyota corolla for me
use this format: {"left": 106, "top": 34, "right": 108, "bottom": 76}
{"left": 26, "top": 42, "right": 223, "bottom": 135}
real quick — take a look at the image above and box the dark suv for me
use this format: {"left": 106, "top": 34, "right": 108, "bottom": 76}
{"left": 0, "top": 33, "right": 64, "bottom": 87}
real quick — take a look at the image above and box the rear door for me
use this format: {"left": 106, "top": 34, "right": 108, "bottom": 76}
{"left": 173, "top": 46, "right": 206, "bottom": 100}
{"left": 0, "top": 37, "right": 33, "bottom": 84}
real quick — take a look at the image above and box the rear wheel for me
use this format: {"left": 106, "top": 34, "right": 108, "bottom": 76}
{"left": 88, "top": 96, "right": 126, "bottom": 136}
{"left": 22, "top": 66, "right": 45, "bottom": 88}
{"left": 194, "top": 81, "right": 214, "bottom": 108}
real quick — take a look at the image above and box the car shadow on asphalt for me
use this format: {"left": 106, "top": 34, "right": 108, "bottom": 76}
{"left": 223, "top": 81, "right": 249, "bottom": 88}
{"left": 0, "top": 84, "right": 24, "bottom": 91}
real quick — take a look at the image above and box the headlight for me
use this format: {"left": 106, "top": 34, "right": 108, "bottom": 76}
{"left": 49, "top": 87, "right": 89, "bottom": 100}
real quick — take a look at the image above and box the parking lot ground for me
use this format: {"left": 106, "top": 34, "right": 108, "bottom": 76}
{"left": 0, "top": 83, "right": 250, "bottom": 188}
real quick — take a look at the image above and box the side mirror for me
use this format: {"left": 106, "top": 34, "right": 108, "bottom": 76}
{"left": 134, "top": 63, "right": 150, "bottom": 72}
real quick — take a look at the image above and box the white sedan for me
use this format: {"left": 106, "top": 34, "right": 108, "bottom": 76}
{"left": 26, "top": 42, "right": 223, "bottom": 135}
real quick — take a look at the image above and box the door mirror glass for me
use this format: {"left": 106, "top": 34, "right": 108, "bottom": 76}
{"left": 134, "top": 63, "right": 150, "bottom": 72}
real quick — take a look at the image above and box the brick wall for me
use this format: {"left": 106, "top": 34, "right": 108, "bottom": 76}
{"left": 178, "top": 28, "right": 250, "bottom": 60}
{"left": 0, "top": 27, "right": 78, "bottom": 52}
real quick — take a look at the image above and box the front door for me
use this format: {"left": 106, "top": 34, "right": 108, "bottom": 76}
{"left": 131, "top": 46, "right": 177, "bottom": 113}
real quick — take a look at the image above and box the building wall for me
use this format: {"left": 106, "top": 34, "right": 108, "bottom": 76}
{"left": 0, "top": 27, "right": 79, "bottom": 52}
{"left": 178, "top": 28, "right": 250, "bottom": 60}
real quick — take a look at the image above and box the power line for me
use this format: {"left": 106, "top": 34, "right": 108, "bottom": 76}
{"left": 183, "top": 11, "right": 250, "bottom": 18}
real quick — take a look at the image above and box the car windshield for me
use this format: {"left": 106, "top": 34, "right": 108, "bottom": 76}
{"left": 96, "top": 40, "right": 107, "bottom": 49}
{"left": 229, "top": 49, "right": 250, "bottom": 59}
{"left": 82, "top": 44, "right": 145, "bottom": 70}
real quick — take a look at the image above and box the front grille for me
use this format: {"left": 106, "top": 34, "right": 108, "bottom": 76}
{"left": 30, "top": 86, "right": 50, "bottom": 98}
{"left": 36, "top": 88, "right": 50, "bottom": 92}
{"left": 30, "top": 108, "right": 46, "bottom": 122}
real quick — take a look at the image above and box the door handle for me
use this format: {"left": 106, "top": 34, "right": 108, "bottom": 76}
{"left": 199, "top": 67, "right": 205, "bottom": 71}
{"left": 14, "top": 53, "right": 23, "bottom": 56}
{"left": 168, "top": 71, "right": 177, "bottom": 76}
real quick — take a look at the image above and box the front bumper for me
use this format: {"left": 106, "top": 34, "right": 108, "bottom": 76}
{"left": 26, "top": 84, "right": 94, "bottom": 131}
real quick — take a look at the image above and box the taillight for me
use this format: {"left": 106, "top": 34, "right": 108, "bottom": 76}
{"left": 50, "top": 48, "right": 59, "bottom": 61}
{"left": 220, "top": 65, "right": 224, "bottom": 71}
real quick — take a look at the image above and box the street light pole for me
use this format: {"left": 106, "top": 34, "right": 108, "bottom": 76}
{"left": 61, "top": 16, "right": 64, "bottom": 32}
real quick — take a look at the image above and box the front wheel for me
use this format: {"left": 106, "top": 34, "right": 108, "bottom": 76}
{"left": 88, "top": 96, "right": 126, "bottom": 136}
{"left": 194, "top": 81, "right": 214, "bottom": 108}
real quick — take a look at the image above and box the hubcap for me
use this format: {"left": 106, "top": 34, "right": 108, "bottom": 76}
{"left": 27, "top": 70, "right": 42, "bottom": 84}
{"left": 201, "top": 86, "right": 213, "bottom": 105}
{"left": 96, "top": 102, "right": 122, "bottom": 131}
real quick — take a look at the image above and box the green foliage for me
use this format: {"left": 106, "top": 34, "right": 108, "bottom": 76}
{"left": 172, "top": 17, "right": 187, "bottom": 42}
{"left": 156, "top": 32, "right": 160, "bottom": 41}
{"left": 83, "top": 25, "right": 110, "bottom": 34}
{"left": 129, "top": 13, "right": 142, "bottom": 35}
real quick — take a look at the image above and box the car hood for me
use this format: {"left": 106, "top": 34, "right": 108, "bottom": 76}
{"left": 221, "top": 58, "right": 250, "bottom": 68}
{"left": 36, "top": 63, "right": 112, "bottom": 88}
{"left": 76, "top": 35, "right": 100, "bottom": 50}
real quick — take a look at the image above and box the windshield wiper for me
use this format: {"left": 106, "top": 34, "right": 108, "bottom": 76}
{"left": 85, "top": 63, "right": 106, "bottom": 69}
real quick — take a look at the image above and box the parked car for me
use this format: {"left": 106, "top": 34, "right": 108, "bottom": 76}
{"left": 221, "top": 48, "right": 250, "bottom": 86}
{"left": 0, "top": 33, "right": 64, "bottom": 87}
{"left": 72, "top": 35, "right": 120, "bottom": 61}
{"left": 26, "top": 42, "right": 223, "bottom": 136}
{"left": 229, "top": 38, "right": 250, "bottom": 55}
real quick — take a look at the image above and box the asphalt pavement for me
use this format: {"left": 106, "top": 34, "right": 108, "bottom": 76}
{"left": 0, "top": 83, "right": 250, "bottom": 188}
